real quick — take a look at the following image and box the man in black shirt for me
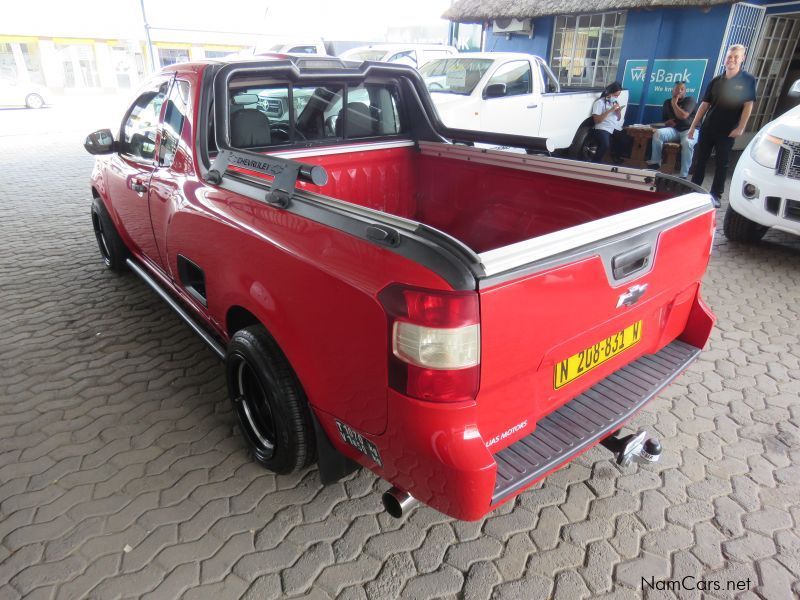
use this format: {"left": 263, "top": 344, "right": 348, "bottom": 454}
{"left": 648, "top": 81, "right": 697, "bottom": 178}
{"left": 689, "top": 44, "right": 757, "bottom": 207}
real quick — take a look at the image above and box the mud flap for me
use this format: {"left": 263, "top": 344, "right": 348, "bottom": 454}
{"left": 310, "top": 411, "right": 360, "bottom": 485}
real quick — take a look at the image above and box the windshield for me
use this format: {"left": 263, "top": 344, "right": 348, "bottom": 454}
{"left": 418, "top": 58, "right": 494, "bottom": 95}
{"left": 343, "top": 50, "right": 387, "bottom": 62}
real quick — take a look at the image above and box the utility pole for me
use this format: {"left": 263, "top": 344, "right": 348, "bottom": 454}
{"left": 138, "top": 0, "right": 158, "bottom": 73}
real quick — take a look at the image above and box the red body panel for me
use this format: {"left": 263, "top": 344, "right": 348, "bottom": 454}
{"left": 90, "top": 62, "right": 716, "bottom": 520}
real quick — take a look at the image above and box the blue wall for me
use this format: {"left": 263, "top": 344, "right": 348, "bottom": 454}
{"left": 616, "top": 5, "right": 731, "bottom": 124}
{"left": 484, "top": 17, "right": 554, "bottom": 58}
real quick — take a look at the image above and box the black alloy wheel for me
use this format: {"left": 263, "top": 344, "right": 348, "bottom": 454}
{"left": 230, "top": 354, "right": 277, "bottom": 462}
{"left": 225, "top": 325, "right": 315, "bottom": 474}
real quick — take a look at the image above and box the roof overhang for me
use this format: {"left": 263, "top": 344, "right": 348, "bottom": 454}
{"left": 443, "top": 1, "right": 735, "bottom": 24}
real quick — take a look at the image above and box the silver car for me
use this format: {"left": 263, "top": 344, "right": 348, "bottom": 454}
{"left": 0, "top": 76, "right": 50, "bottom": 109}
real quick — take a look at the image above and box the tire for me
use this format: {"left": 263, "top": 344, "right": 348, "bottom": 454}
{"left": 723, "top": 205, "right": 768, "bottom": 243}
{"left": 226, "top": 325, "right": 315, "bottom": 474}
{"left": 91, "top": 196, "right": 130, "bottom": 272}
{"left": 25, "top": 93, "right": 44, "bottom": 109}
{"left": 569, "top": 125, "right": 597, "bottom": 161}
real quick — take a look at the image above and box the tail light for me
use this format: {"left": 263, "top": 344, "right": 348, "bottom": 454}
{"left": 378, "top": 284, "right": 480, "bottom": 402}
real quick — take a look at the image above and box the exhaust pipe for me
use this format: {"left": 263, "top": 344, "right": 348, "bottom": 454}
{"left": 382, "top": 487, "right": 418, "bottom": 518}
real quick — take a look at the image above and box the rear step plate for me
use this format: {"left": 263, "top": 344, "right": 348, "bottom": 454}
{"left": 492, "top": 340, "right": 700, "bottom": 503}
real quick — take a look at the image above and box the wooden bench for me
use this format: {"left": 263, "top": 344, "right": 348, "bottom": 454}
{"left": 659, "top": 142, "right": 681, "bottom": 175}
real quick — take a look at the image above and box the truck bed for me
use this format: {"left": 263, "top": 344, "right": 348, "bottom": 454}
{"left": 268, "top": 142, "right": 672, "bottom": 254}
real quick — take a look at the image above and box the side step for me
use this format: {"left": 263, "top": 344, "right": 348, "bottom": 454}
{"left": 126, "top": 258, "right": 226, "bottom": 360}
{"left": 492, "top": 340, "right": 700, "bottom": 503}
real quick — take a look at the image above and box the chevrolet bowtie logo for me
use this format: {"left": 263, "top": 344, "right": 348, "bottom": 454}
{"left": 617, "top": 284, "right": 649, "bottom": 308}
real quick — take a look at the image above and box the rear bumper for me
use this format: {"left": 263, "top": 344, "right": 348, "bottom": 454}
{"left": 315, "top": 293, "right": 713, "bottom": 521}
{"left": 492, "top": 339, "right": 700, "bottom": 504}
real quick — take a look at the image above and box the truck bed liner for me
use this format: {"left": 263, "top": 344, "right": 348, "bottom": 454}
{"left": 492, "top": 340, "right": 700, "bottom": 503}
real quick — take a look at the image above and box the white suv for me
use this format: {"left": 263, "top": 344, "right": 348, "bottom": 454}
{"left": 725, "top": 79, "right": 800, "bottom": 242}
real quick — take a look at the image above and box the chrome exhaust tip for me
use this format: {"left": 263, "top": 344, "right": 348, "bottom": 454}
{"left": 382, "top": 487, "right": 418, "bottom": 518}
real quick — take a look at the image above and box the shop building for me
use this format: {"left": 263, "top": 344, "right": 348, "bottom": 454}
{"left": 445, "top": 0, "right": 800, "bottom": 140}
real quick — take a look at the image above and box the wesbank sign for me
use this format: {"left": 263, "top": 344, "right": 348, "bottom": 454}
{"left": 622, "top": 59, "right": 708, "bottom": 106}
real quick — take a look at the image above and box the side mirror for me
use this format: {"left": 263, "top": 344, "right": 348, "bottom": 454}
{"left": 84, "top": 129, "right": 116, "bottom": 155}
{"left": 484, "top": 83, "right": 507, "bottom": 99}
{"left": 789, "top": 79, "right": 800, "bottom": 99}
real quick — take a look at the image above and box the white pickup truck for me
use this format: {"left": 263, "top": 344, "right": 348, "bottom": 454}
{"left": 418, "top": 52, "right": 628, "bottom": 156}
{"left": 725, "top": 79, "right": 800, "bottom": 243}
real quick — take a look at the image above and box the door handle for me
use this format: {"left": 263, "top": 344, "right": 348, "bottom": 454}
{"left": 612, "top": 243, "right": 652, "bottom": 280}
{"left": 132, "top": 182, "right": 148, "bottom": 194}
{"left": 527, "top": 103, "right": 539, "bottom": 108}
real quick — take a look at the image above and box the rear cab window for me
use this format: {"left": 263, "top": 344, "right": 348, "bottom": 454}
{"left": 226, "top": 77, "right": 405, "bottom": 149}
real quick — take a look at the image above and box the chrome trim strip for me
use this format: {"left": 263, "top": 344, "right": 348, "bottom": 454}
{"left": 478, "top": 193, "right": 713, "bottom": 277}
{"left": 126, "top": 259, "right": 226, "bottom": 360}
{"left": 418, "top": 141, "right": 657, "bottom": 191}
{"left": 270, "top": 139, "right": 416, "bottom": 160}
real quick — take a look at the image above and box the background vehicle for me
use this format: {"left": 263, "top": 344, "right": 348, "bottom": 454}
{"left": 84, "top": 58, "right": 714, "bottom": 521}
{"left": 418, "top": 53, "right": 628, "bottom": 156}
{"left": 0, "top": 76, "right": 50, "bottom": 109}
{"left": 725, "top": 79, "right": 800, "bottom": 243}
{"left": 339, "top": 43, "right": 457, "bottom": 67}
{"left": 261, "top": 40, "right": 328, "bottom": 55}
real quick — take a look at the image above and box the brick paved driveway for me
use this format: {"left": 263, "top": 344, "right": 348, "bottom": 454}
{"left": 1, "top": 101, "right": 799, "bottom": 600}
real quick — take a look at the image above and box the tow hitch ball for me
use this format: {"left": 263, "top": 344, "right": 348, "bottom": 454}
{"left": 600, "top": 430, "right": 662, "bottom": 466}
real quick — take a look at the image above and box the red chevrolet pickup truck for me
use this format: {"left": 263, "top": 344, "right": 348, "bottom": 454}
{"left": 84, "top": 57, "right": 716, "bottom": 521}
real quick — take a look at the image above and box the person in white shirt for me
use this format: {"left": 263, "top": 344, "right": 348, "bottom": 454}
{"left": 591, "top": 81, "right": 625, "bottom": 163}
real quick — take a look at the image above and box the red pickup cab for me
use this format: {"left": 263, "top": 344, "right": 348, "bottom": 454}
{"left": 84, "top": 57, "right": 716, "bottom": 520}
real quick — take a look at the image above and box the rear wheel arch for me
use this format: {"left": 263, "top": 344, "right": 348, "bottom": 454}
{"left": 225, "top": 305, "right": 262, "bottom": 340}
{"left": 91, "top": 195, "right": 130, "bottom": 272}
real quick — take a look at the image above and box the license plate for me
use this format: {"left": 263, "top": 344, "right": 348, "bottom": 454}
{"left": 554, "top": 321, "right": 642, "bottom": 389}
{"left": 335, "top": 420, "right": 382, "bottom": 466}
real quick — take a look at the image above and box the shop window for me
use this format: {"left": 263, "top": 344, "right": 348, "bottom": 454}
{"left": 20, "top": 43, "right": 45, "bottom": 85}
{"left": 158, "top": 48, "right": 190, "bottom": 67}
{"left": 0, "top": 43, "right": 16, "bottom": 79}
{"left": 205, "top": 50, "right": 234, "bottom": 59}
{"left": 56, "top": 44, "right": 101, "bottom": 88}
{"left": 551, "top": 11, "right": 626, "bottom": 88}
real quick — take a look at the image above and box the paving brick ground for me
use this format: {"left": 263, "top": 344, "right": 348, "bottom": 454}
{"left": 1, "top": 101, "right": 798, "bottom": 599}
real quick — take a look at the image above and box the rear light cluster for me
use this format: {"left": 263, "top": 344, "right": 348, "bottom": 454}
{"left": 378, "top": 284, "right": 480, "bottom": 402}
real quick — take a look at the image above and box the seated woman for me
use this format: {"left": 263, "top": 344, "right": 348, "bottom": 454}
{"left": 591, "top": 82, "right": 626, "bottom": 164}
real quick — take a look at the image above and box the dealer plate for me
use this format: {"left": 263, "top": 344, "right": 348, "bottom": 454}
{"left": 335, "top": 420, "right": 382, "bottom": 466}
{"left": 554, "top": 321, "right": 642, "bottom": 389}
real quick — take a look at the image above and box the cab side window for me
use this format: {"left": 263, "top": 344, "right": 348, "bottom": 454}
{"left": 486, "top": 61, "right": 532, "bottom": 97}
{"left": 122, "top": 82, "right": 168, "bottom": 160}
{"left": 160, "top": 80, "right": 189, "bottom": 167}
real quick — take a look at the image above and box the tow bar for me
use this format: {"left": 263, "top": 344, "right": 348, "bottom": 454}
{"left": 600, "top": 430, "right": 662, "bottom": 466}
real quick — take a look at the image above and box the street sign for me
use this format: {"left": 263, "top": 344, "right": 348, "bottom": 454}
{"left": 622, "top": 59, "right": 708, "bottom": 106}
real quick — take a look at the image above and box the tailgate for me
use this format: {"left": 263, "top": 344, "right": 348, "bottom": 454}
{"left": 474, "top": 193, "right": 714, "bottom": 452}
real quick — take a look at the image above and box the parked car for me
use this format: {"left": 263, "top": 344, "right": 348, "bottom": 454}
{"left": 418, "top": 52, "right": 628, "bottom": 156}
{"left": 339, "top": 43, "right": 457, "bottom": 68}
{"left": 725, "top": 79, "right": 800, "bottom": 243}
{"left": 262, "top": 40, "right": 328, "bottom": 55}
{"left": 0, "top": 76, "right": 50, "bottom": 109}
{"left": 84, "top": 57, "right": 715, "bottom": 521}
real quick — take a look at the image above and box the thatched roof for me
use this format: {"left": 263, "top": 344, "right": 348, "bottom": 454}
{"left": 443, "top": 1, "right": 735, "bottom": 23}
